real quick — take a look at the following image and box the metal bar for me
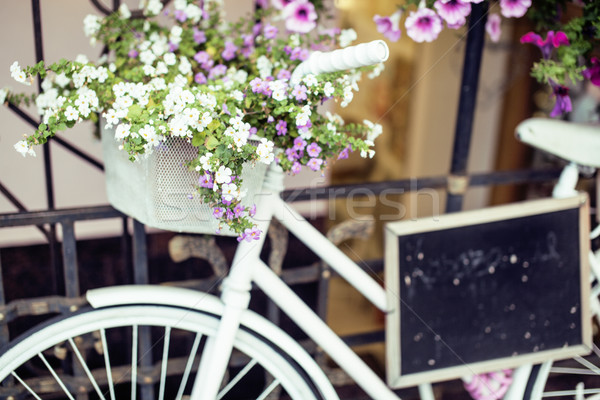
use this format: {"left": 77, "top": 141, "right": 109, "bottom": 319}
{"left": 445, "top": 2, "right": 488, "bottom": 213}
{"left": 0, "top": 181, "right": 52, "bottom": 241}
{"left": 281, "top": 168, "right": 562, "bottom": 202}
{"left": 61, "top": 221, "right": 80, "bottom": 298}
{"left": 0, "top": 205, "right": 123, "bottom": 227}
{"left": 0, "top": 252, "right": 9, "bottom": 349}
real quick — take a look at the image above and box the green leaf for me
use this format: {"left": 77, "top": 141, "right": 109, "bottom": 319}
{"left": 127, "top": 104, "right": 143, "bottom": 120}
{"left": 205, "top": 135, "right": 219, "bottom": 150}
{"left": 192, "top": 131, "right": 205, "bottom": 147}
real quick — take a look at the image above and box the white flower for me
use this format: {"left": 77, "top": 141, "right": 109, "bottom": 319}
{"left": 339, "top": 28, "right": 357, "bottom": 47}
{"left": 199, "top": 152, "right": 213, "bottom": 171}
{"left": 0, "top": 88, "right": 7, "bottom": 104}
{"left": 256, "top": 138, "right": 275, "bottom": 164}
{"left": 75, "top": 54, "right": 89, "bottom": 64}
{"left": 103, "top": 109, "right": 119, "bottom": 129}
{"left": 10, "top": 62, "right": 30, "bottom": 86}
{"left": 368, "top": 63, "right": 385, "bottom": 79}
{"left": 231, "top": 90, "right": 244, "bottom": 102}
{"left": 215, "top": 165, "right": 233, "bottom": 184}
{"left": 119, "top": 3, "right": 131, "bottom": 18}
{"left": 83, "top": 14, "right": 101, "bottom": 37}
{"left": 200, "top": 112, "right": 213, "bottom": 127}
{"left": 163, "top": 52, "right": 176, "bottom": 66}
{"left": 323, "top": 82, "right": 334, "bottom": 97}
{"left": 178, "top": 56, "right": 192, "bottom": 75}
{"left": 257, "top": 56, "right": 273, "bottom": 79}
{"left": 64, "top": 105, "right": 80, "bottom": 121}
{"left": 115, "top": 123, "right": 131, "bottom": 140}
{"left": 54, "top": 73, "right": 70, "bottom": 88}
{"left": 14, "top": 140, "right": 36, "bottom": 157}
{"left": 138, "top": 124, "right": 157, "bottom": 141}
{"left": 139, "top": 50, "right": 156, "bottom": 65}
{"left": 303, "top": 74, "right": 318, "bottom": 87}
{"left": 143, "top": 64, "right": 156, "bottom": 76}
{"left": 363, "top": 119, "right": 383, "bottom": 142}
{"left": 155, "top": 61, "right": 168, "bottom": 75}
{"left": 144, "top": 0, "right": 163, "bottom": 15}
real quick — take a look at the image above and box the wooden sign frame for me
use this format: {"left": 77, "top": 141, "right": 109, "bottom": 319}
{"left": 384, "top": 194, "right": 591, "bottom": 388}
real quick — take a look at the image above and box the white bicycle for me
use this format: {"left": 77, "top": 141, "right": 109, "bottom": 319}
{"left": 0, "top": 117, "right": 599, "bottom": 400}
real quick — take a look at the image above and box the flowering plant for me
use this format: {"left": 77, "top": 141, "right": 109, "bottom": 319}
{"left": 373, "top": 0, "right": 600, "bottom": 118}
{"left": 3, "top": 0, "right": 385, "bottom": 240}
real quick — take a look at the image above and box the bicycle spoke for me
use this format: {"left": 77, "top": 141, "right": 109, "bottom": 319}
{"left": 132, "top": 324, "right": 138, "bottom": 400}
{"left": 175, "top": 332, "right": 203, "bottom": 400}
{"left": 256, "top": 379, "right": 280, "bottom": 400}
{"left": 100, "top": 328, "right": 117, "bottom": 400}
{"left": 38, "top": 352, "right": 75, "bottom": 400}
{"left": 551, "top": 367, "right": 600, "bottom": 375}
{"left": 10, "top": 372, "right": 43, "bottom": 400}
{"left": 575, "top": 356, "right": 600, "bottom": 376}
{"left": 217, "top": 358, "right": 258, "bottom": 399}
{"left": 541, "top": 388, "right": 600, "bottom": 397}
{"left": 158, "top": 326, "right": 171, "bottom": 400}
{"left": 68, "top": 337, "right": 107, "bottom": 400}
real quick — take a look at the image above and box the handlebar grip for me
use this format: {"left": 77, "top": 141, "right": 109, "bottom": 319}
{"left": 290, "top": 40, "right": 389, "bottom": 84}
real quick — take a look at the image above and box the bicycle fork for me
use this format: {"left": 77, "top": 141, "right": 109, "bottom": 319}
{"left": 190, "top": 165, "right": 284, "bottom": 400}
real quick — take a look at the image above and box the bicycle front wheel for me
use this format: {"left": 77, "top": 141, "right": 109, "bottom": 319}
{"left": 0, "top": 304, "right": 325, "bottom": 399}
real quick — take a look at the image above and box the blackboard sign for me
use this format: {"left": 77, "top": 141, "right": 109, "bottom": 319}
{"left": 385, "top": 194, "right": 591, "bottom": 388}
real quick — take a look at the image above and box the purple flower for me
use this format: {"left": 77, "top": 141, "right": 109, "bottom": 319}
{"left": 290, "top": 47, "right": 304, "bottom": 61}
{"left": 485, "top": 13, "right": 502, "bottom": 42}
{"left": 306, "top": 142, "right": 321, "bottom": 157}
{"left": 226, "top": 209, "right": 235, "bottom": 220}
{"left": 250, "top": 77, "right": 263, "bottom": 93}
{"left": 520, "top": 31, "right": 569, "bottom": 59}
{"left": 283, "top": 0, "right": 317, "bottom": 33}
{"left": 199, "top": 173, "right": 213, "bottom": 188}
{"left": 193, "top": 28, "right": 206, "bottom": 44}
{"left": 583, "top": 57, "right": 600, "bottom": 86}
{"left": 264, "top": 24, "right": 278, "bottom": 39}
{"left": 168, "top": 41, "right": 179, "bottom": 52}
{"left": 267, "top": 115, "right": 275, "bottom": 123}
{"left": 277, "top": 69, "right": 291, "bottom": 80}
{"left": 245, "top": 227, "right": 262, "bottom": 241}
{"left": 292, "top": 84, "right": 308, "bottom": 101}
{"left": 550, "top": 84, "right": 572, "bottom": 117}
{"left": 499, "top": 0, "right": 531, "bottom": 18}
{"left": 249, "top": 204, "right": 257, "bottom": 217}
{"left": 128, "top": 49, "right": 139, "bottom": 58}
{"left": 213, "top": 207, "right": 224, "bottom": 219}
{"left": 374, "top": 10, "right": 402, "bottom": 42}
{"left": 291, "top": 161, "right": 302, "bottom": 174}
{"left": 405, "top": 8, "right": 443, "bottom": 43}
{"left": 194, "top": 72, "right": 207, "bottom": 84}
{"left": 208, "top": 65, "right": 227, "bottom": 80}
{"left": 337, "top": 148, "right": 349, "bottom": 160}
{"left": 276, "top": 120, "right": 287, "bottom": 136}
{"left": 307, "top": 158, "right": 323, "bottom": 171}
{"left": 222, "top": 103, "right": 230, "bottom": 115}
{"left": 255, "top": 0, "right": 268, "bottom": 7}
{"left": 237, "top": 232, "right": 247, "bottom": 242}
{"left": 174, "top": 9, "right": 187, "bottom": 22}
{"left": 285, "top": 148, "right": 300, "bottom": 161}
{"left": 233, "top": 203, "right": 245, "bottom": 218}
{"left": 221, "top": 197, "right": 232, "bottom": 206}
{"left": 222, "top": 41, "right": 238, "bottom": 61}
{"left": 434, "top": 0, "right": 471, "bottom": 27}
{"left": 293, "top": 137, "right": 307, "bottom": 150}
{"left": 194, "top": 51, "right": 211, "bottom": 64}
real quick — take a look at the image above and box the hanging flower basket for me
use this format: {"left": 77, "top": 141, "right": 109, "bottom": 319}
{"left": 101, "top": 127, "right": 267, "bottom": 235}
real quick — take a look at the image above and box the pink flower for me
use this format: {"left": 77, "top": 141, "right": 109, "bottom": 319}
{"left": 291, "top": 161, "right": 302, "bottom": 174}
{"left": 373, "top": 10, "right": 402, "bottom": 42}
{"left": 486, "top": 13, "right": 502, "bottom": 42}
{"left": 271, "top": 0, "right": 294, "bottom": 10}
{"left": 405, "top": 8, "right": 443, "bottom": 43}
{"left": 283, "top": 0, "right": 317, "bottom": 34}
{"left": 520, "top": 31, "right": 569, "bottom": 59}
{"left": 499, "top": 0, "right": 531, "bottom": 18}
{"left": 434, "top": 0, "right": 471, "bottom": 27}
{"left": 583, "top": 57, "right": 600, "bottom": 86}
{"left": 550, "top": 84, "right": 572, "bottom": 117}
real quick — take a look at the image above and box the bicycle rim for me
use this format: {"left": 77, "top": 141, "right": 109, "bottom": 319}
{"left": 0, "top": 305, "right": 324, "bottom": 399}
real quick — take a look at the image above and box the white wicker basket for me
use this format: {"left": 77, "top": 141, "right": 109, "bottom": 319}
{"left": 101, "top": 127, "right": 267, "bottom": 235}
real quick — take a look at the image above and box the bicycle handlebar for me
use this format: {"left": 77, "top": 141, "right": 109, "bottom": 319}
{"left": 290, "top": 40, "right": 389, "bottom": 85}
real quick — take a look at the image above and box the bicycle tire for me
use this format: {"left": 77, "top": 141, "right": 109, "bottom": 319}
{"left": 0, "top": 304, "right": 326, "bottom": 400}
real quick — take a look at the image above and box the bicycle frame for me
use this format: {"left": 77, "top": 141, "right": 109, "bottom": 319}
{"left": 191, "top": 164, "right": 403, "bottom": 400}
